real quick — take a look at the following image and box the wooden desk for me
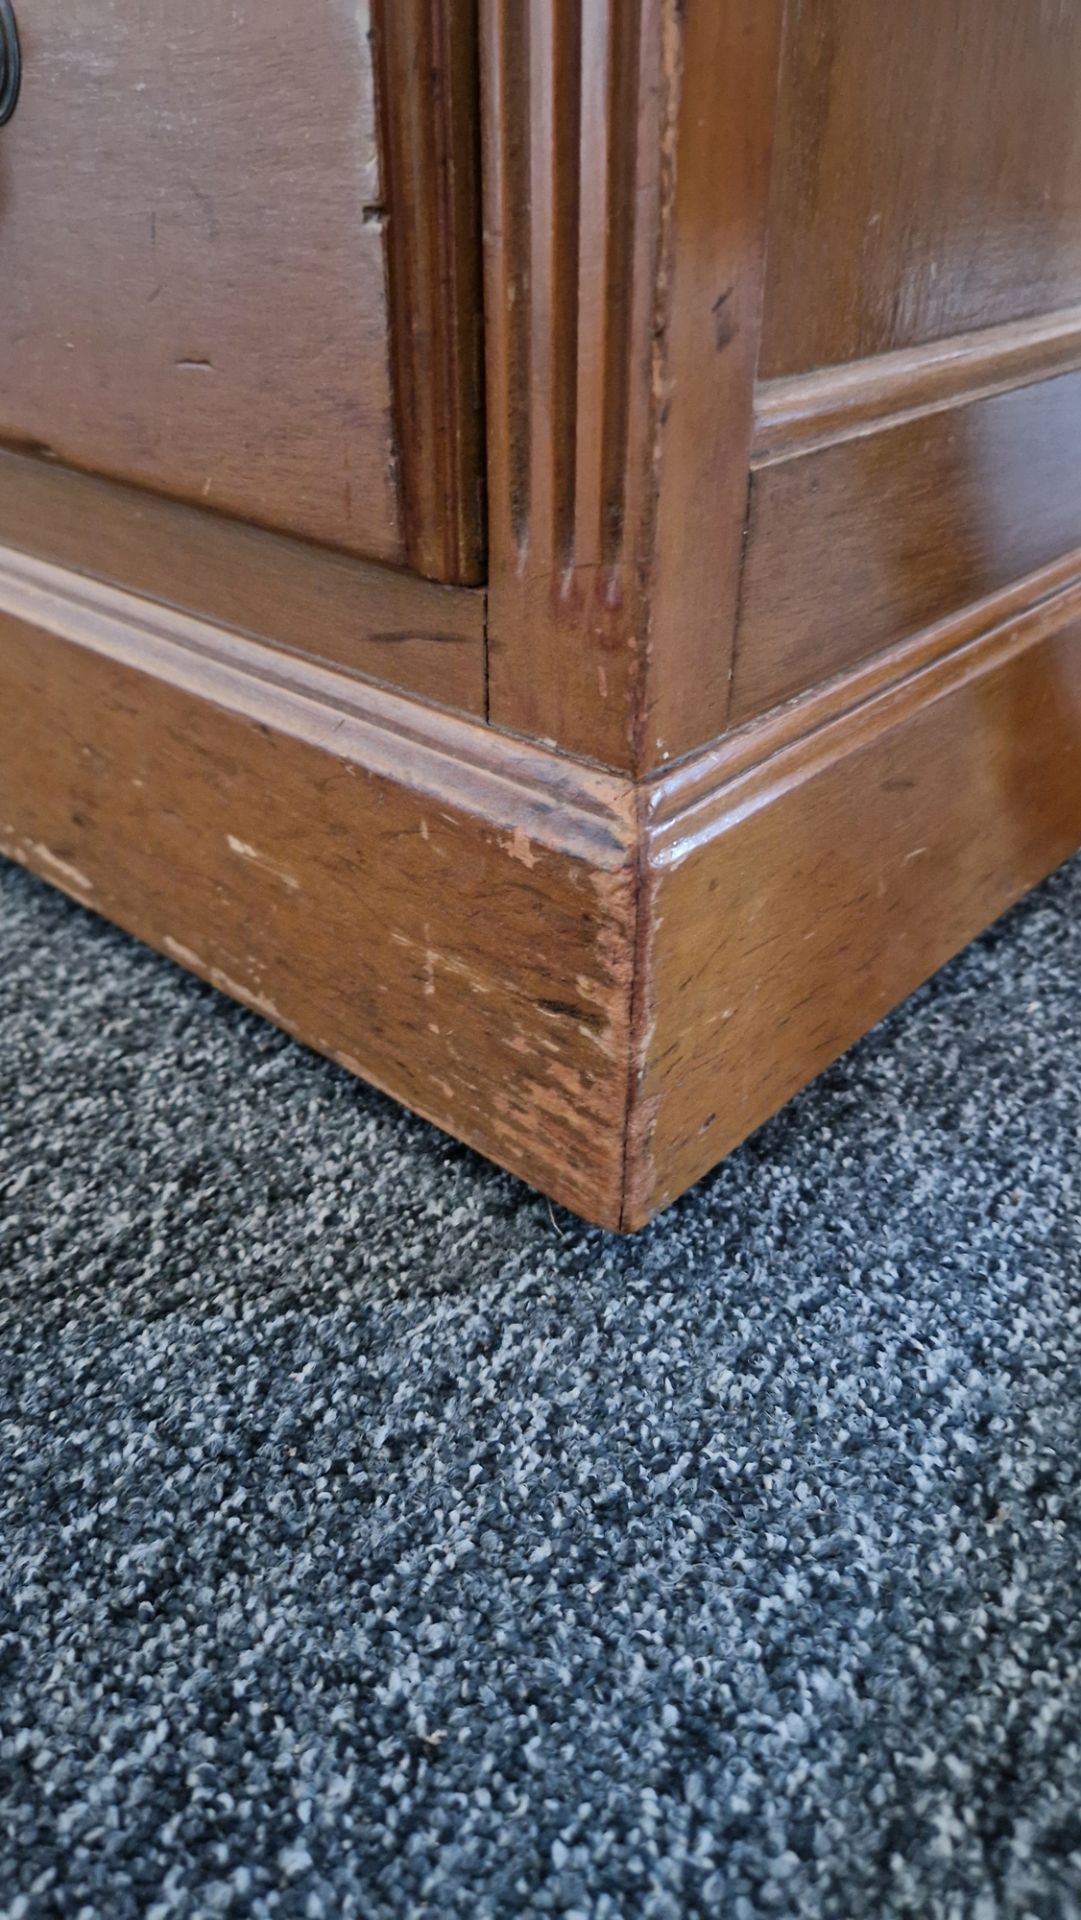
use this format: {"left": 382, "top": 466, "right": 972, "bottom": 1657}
{"left": 3, "top": 0, "right": 1080, "bottom": 1227}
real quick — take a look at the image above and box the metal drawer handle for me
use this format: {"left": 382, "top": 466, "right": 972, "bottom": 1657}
{"left": 0, "top": 0, "right": 21, "bottom": 127}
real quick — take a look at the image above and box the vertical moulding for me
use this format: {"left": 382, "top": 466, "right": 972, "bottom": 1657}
{"left": 372, "top": 0, "right": 488, "bottom": 585}
{"left": 481, "top": 0, "right": 667, "bottom": 770}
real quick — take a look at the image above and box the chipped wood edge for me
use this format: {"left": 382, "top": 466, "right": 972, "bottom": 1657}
{"left": 0, "top": 544, "right": 635, "bottom": 869}
{"left": 7, "top": 539, "right": 1081, "bottom": 1229}
{"left": 0, "top": 544, "right": 640, "bottom": 1228}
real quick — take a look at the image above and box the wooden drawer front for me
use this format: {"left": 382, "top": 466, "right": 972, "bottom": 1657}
{"left": 0, "top": 2, "right": 424, "bottom": 568}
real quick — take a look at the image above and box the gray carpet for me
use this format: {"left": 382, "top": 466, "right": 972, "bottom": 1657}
{"left": 2, "top": 849, "right": 1080, "bottom": 1920}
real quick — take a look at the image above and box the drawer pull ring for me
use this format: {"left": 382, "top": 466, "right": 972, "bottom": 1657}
{"left": 0, "top": 0, "right": 20, "bottom": 126}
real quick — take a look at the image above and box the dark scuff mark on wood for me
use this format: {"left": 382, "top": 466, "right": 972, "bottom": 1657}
{"left": 712, "top": 286, "right": 737, "bottom": 351}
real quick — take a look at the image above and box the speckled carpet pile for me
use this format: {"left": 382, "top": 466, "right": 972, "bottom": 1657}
{"left": 2, "top": 851, "right": 1080, "bottom": 1920}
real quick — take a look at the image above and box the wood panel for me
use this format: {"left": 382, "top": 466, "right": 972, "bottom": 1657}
{"left": 0, "top": 0, "right": 399, "bottom": 559}
{"left": 734, "top": 369, "right": 1081, "bottom": 723}
{"left": 628, "top": 580, "right": 1081, "bottom": 1227}
{"left": 480, "top": 0, "right": 782, "bottom": 771}
{"left": 760, "top": 0, "right": 1081, "bottom": 379}
{"left": 0, "top": 451, "right": 486, "bottom": 716}
{"left": 372, "top": 0, "right": 487, "bottom": 583}
{"left": 0, "top": 547, "right": 636, "bottom": 1229}
{"left": 0, "top": 0, "right": 485, "bottom": 580}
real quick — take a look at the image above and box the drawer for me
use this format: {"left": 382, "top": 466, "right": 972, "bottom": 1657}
{"left": 0, "top": 0, "right": 483, "bottom": 578}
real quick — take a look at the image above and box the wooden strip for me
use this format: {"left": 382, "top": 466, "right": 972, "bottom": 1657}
{"left": 754, "top": 304, "right": 1081, "bottom": 464}
{"left": 0, "top": 554, "right": 636, "bottom": 1228}
{"left": 0, "top": 545, "right": 631, "bottom": 866}
{"left": 372, "top": 0, "right": 487, "bottom": 583}
{"left": 0, "top": 451, "right": 487, "bottom": 716}
{"left": 479, "top": 0, "right": 530, "bottom": 569}
{"left": 651, "top": 558, "right": 1081, "bottom": 863}
{"left": 644, "top": 0, "right": 784, "bottom": 763}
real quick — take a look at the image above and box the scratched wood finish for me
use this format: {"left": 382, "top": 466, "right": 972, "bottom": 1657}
{"left": 0, "top": 0, "right": 396, "bottom": 559}
{"left": 6, "top": 533, "right": 1081, "bottom": 1229}
{"left": 760, "top": 0, "right": 1081, "bottom": 378}
{"left": 0, "top": 550, "right": 636, "bottom": 1228}
{"left": 372, "top": 0, "right": 486, "bottom": 583}
{"left": 5, "top": 1, "right": 1081, "bottom": 1227}
{"left": 735, "top": 369, "right": 1081, "bottom": 722}
{"left": 0, "top": 0, "right": 485, "bottom": 580}
{"left": 0, "top": 450, "right": 486, "bottom": 715}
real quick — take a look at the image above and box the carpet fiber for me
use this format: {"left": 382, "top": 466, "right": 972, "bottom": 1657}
{"left": 2, "top": 852, "right": 1080, "bottom": 1920}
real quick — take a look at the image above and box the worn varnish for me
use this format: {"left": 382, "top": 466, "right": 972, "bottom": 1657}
{"left": 0, "top": 0, "right": 486, "bottom": 585}
{"left": 6, "top": 530, "right": 1081, "bottom": 1230}
{"left": 5, "top": 1, "right": 1081, "bottom": 1226}
{"left": 0, "top": 0, "right": 400, "bottom": 560}
{"left": 0, "top": 549, "right": 636, "bottom": 1229}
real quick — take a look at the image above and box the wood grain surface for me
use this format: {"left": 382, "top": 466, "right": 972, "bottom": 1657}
{"left": 0, "top": 0, "right": 488, "bottom": 584}
{"left": 372, "top": 0, "right": 487, "bottom": 583}
{"left": 6, "top": 530, "right": 1081, "bottom": 1228}
{"left": 481, "top": 0, "right": 664, "bottom": 768}
{"left": 480, "top": 0, "right": 782, "bottom": 771}
{"left": 735, "top": 370, "right": 1081, "bottom": 722}
{"left": 644, "top": 0, "right": 783, "bottom": 764}
{"left": 760, "top": 0, "right": 1081, "bottom": 377}
{"left": 0, "top": 545, "right": 636, "bottom": 1229}
{"left": 628, "top": 578, "right": 1081, "bottom": 1227}
{"left": 0, "top": 0, "right": 401, "bottom": 560}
